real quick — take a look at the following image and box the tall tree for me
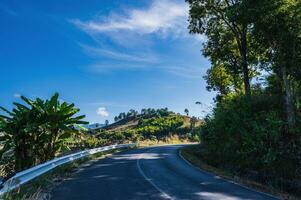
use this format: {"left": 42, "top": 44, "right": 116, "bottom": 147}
{"left": 114, "top": 116, "right": 118, "bottom": 122}
{"left": 244, "top": 0, "right": 301, "bottom": 129}
{"left": 184, "top": 108, "right": 189, "bottom": 116}
{"left": 186, "top": 0, "right": 260, "bottom": 97}
{"left": 190, "top": 116, "right": 198, "bottom": 130}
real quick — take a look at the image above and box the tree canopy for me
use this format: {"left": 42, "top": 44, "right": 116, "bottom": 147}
{"left": 187, "top": 0, "right": 301, "bottom": 195}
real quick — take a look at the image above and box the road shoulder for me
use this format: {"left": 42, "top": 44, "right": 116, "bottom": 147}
{"left": 179, "top": 145, "right": 291, "bottom": 200}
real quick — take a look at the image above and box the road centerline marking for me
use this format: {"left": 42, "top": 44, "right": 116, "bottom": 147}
{"left": 136, "top": 147, "right": 174, "bottom": 200}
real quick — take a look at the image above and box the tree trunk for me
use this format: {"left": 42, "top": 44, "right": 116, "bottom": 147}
{"left": 48, "top": 129, "right": 59, "bottom": 160}
{"left": 14, "top": 148, "right": 22, "bottom": 172}
{"left": 280, "top": 65, "right": 296, "bottom": 130}
{"left": 15, "top": 138, "right": 29, "bottom": 172}
{"left": 241, "top": 29, "right": 251, "bottom": 98}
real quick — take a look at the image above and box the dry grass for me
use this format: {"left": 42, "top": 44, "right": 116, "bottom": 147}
{"left": 107, "top": 115, "right": 203, "bottom": 132}
{"left": 107, "top": 119, "right": 139, "bottom": 132}
{"left": 138, "top": 135, "right": 195, "bottom": 147}
{"left": 180, "top": 116, "right": 203, "bottom": 128}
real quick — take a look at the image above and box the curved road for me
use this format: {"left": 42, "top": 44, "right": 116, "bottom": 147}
{"left": 52, "top": 145, "right": 279, "bottom": 200}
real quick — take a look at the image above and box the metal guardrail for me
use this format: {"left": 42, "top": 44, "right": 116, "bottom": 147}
{"left": 0, "top": 143, "right": 136, "bottom": 196}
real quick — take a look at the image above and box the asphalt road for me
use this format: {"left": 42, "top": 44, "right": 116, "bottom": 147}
{"left": 51, "top": 145, "right": 279, "bottom": 200}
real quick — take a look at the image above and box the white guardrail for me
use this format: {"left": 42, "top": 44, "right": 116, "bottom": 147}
{"left": 0, "top": 143, "right": 136, "bottom": 197}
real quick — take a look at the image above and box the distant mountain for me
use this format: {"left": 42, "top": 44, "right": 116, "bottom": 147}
{"left": 84, "top": 123, "right": 106, "bottom": 130}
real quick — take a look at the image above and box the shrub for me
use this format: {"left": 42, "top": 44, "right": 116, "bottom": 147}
{"left": 201, "top": 92, "right": 301, "bottom": 184}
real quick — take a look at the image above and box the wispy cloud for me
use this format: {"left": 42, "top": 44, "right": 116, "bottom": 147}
{"left": 165, "top": 66, "right": 204, "bottom": 79}
{"left": 72, "top": 0, "right": 206, "bottom": 80}
{"left": 96, "top": 107, "right": 109, "bottom": 117}
{"left": 88, "top": 62, "right": 203, "bottom": 79}
{"left": 88, "top": 62, "right": 149, "bottom": 73}
{"left": 72, "top": 0, "right": 188, "bottom": 37}
{"left": 80, "top": 44, "right": 157, "bottom": 63}
{"left": 13, "top": 93, "right": 21, "bottom": 98}
{"left": 0, "top": 4, "right": 17, "bottom": 16}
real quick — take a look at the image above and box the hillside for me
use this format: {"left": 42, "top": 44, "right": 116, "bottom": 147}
{"left": 102, "top": 116, "right": 139, "bottom": 132}
{"left": 95, "top": 114, "right": 202, "bottom": 133}
{"left": 88, "top": 108, "right": 203, "bottom": 145}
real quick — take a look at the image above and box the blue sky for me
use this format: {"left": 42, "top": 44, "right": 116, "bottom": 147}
{"left": 0, "top": 0, "right": 214, "bottom": 123}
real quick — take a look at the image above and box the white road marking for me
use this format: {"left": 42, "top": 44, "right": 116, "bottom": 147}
{"left": 136, "top": 148, "right": 175, "bottom": 200}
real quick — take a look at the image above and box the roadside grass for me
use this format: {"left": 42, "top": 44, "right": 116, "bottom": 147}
{"left": 2, "top": 147, "right": 136, "bottom": 200}
{"left": 180, "top": 144, "right": 299, "bottom": 200}
{"left": 138, "top": 135, "right": 195, "bottom": 147}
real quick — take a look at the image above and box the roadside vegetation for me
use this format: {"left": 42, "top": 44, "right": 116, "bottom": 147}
{"left": 0, "top": 95, "right": 200, "bottom": 188}
{"left": 0, "top": 93, "right": 87, "bottom": 177}
{"left": 0, "top": 94, "right": 200, "bottom": 199}
{"left": 181, "top": 145, "right": 300, "bottom": 200}
{"left": 186, "top": 0, "right": 301, "bottom": 196}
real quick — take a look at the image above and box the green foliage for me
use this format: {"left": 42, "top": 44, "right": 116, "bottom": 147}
{"left": 186, "top": 0, "right": 263, "bottom": 97}
{"left": 114, "top": 108, "right": 172, "bottom": 122}
{"left": 0, "top": 103, "right": 197, "bottom": 176}
{"left": 136, "top": 115, "right": 184, "bottom": 140}
{"left": 201, "top": 92, "right": 301, "bottom": 191}
{"left": 187, "top": 0, "right": 301, "bottom": 194}
{"left": 0, "top": 93, "right": 87, "bottom": 172}
{"left": 246, "top": 0, "right": 301, "bottom": 129}
{"left": 95, "top": 112, "right": 201, "bottom": 145}
{"left": 95, "top": 129, "right": 140, "bottom": 145}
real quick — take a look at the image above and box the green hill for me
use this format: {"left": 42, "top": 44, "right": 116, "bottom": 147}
{"left": 90, "top": 108, "right": 203, "bottom": 145}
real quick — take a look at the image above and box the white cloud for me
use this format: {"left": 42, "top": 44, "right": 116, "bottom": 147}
{"left": 72, "top": 0, "right": 206, "bottom": 78}
{"left": 96, "top": 107, "right": 109, "bottom": 117}
{"left": 72, "top": 0, "right": 188, "bottom": 37}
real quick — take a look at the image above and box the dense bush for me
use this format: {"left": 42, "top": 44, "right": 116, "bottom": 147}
{"left": 201, "top": 92, "right": 301, "bottom": 189}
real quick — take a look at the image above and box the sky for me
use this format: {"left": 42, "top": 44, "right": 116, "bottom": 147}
{"left": 0, "top": 0, "right": 214, "bottom": 124}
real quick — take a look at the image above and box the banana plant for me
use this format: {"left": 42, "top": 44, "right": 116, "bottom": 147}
{"left": 0, "top": 101, "right": 35, "bottom": 171}
{"left": 0, "top": 93, "right": 87, "bottom": 172}
{"left": 37, "top": 93, "right": 88, "bottom": 160}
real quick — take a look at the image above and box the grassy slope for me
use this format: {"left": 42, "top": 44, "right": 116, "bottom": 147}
{"left": 98, "top": 114, "right": 202, "bottom": 147}
{"left": 101, "top": 114, "right": 202, "bottom": 132}
{"left": 104, "top": 118, "right": 139, "bottom": 132}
